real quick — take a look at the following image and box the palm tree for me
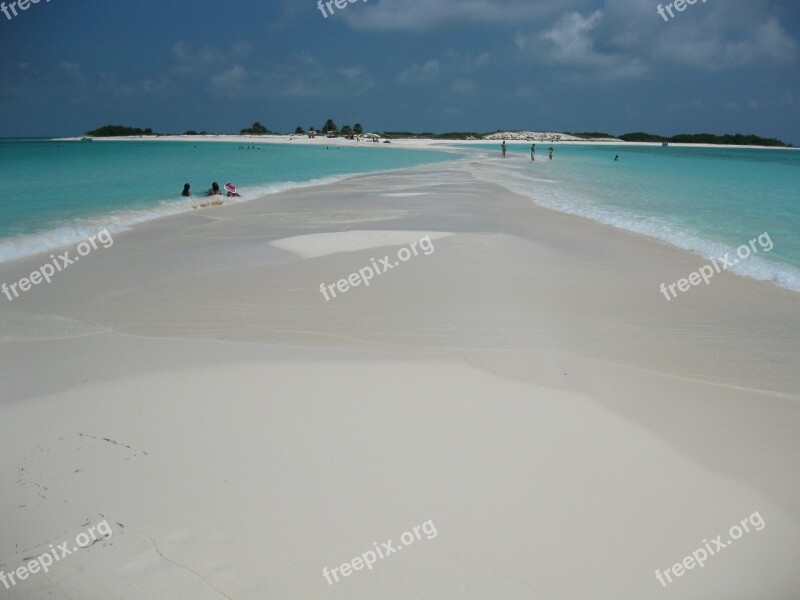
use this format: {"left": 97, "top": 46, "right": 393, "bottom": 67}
{"left": 353, "top": 123, "right": 363, "bottom": 135}
{"left": 241, "top": 122, "right": 268, "bottom": 135}
{"left": 323, "top": 119, "right": 338, "bottom": 134}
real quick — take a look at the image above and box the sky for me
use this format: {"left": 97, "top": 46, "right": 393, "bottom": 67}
{"left": 0, "top": 0, "right": 798, "bottom": 143}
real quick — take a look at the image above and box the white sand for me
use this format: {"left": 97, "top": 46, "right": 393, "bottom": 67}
{"left": 1, "top": 159, "right": 798, "bottom": 599}
{"left": 270, "top": 230, "right": 453, "bottom": 260}
{"left": 55, "top": 132, "right": 799, "bottom": 151}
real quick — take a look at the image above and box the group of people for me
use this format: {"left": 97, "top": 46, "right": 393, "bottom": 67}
{"left": 500, "top": 141, "right": 555, "bottom": 161}
{"left": 501, "top": 141, "right": 619, "bottom": 162}
{"left": 181, "top": 182, "right": 241, "bottom": 197}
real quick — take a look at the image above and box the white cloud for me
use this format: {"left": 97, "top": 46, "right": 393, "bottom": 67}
{"left": 541, "top": 10, "right": 603, "bottom": 64}
{"left": 519, "top": 10, "right": 648, "bottom": 80}
{"left": 511, "top": 0, "right": 798, "bottom": 82}
{"left": 652, "top": 16, "right": 797, "bottom": 69}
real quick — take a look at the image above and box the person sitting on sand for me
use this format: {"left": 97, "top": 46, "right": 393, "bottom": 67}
{"left": 181, "top": 183, "right": 191, "bottom": 197}
{"left": 207, "top": 182, "right": 222, "bottom": 196}
{"left": 224, "top": 182, "right": 241, "bottom": 197}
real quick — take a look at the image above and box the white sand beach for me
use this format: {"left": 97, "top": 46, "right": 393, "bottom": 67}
{"left": 55, "top": 132, "right": 800, "bottom": 151}
{"left": 1, "top": 158, "right": 799, "bottom": 599}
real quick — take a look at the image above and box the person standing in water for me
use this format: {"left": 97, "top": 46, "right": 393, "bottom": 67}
{"left": 501, "top": 140, "right": 507, "bottom": 158}
{"left": 530, "top": 144, "right": 536, "bottom": 162}
{"left": 548, "top": 147, "right": 554, "bottom": 160}
{"left": 181, "top": 183, "right": 191, "bottom": 197}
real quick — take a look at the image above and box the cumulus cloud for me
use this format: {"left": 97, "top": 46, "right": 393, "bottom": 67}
{"left": 518, "top": 10, "right": 649, "bottom": 80}
{"left": 541, "top": 11, "right": 602, "bottom": 62}
{"left": 513, "top": 0, "right": 797, "bottom": 80}
{"left": 652, "top": 16, "right": 798, "bottom": 69}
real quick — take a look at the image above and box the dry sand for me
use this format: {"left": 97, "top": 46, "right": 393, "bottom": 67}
{"left": 1, "top": 157, "right": 798, "bottom": 599}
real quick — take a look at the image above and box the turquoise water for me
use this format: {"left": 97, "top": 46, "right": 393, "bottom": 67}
{"left": 3, "top": 139, "right": 799, "bottom": 292}
{"left": 0, "top": 139, "right": 458, "bottom": 261}
{"left": 467, "top": 143, "right": 800, "bottom": 292}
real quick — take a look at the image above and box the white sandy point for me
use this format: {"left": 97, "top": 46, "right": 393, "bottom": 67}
{"left": 270, "top": 230, "right": 454, "bottom": 260}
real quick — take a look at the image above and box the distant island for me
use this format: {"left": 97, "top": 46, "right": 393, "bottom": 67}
{"left": 83, "top": 123, "right": 792, "bottom": 148}
{"left": 617, "top": 132, "right": 789, "bottom": 147}
{"left": 86, "top": 125, "right": 156, "bottom": 137}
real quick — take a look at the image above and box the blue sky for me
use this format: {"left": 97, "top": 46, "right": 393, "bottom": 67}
{"left": 1, "top": 0, "right": 798, "bottom": 143}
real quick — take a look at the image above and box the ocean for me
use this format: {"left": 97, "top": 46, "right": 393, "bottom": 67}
{"left": 0, "top": 139, "right": 458, "bottom": 262}
{"left": 468, "top": 143, "right": 800, "bottom": 293}
{"left": 2, "top": 139, "right": 798, "bottom": 293}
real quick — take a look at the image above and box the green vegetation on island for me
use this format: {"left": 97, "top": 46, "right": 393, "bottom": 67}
{"left": 619, "top": 132, "right": 790, "bottom": 147}
{"left": 381, "top": 131, "right": 484, "bottom": 140}
{"left": 85, "top": 125, "right": 156, "bottom": 137}
{"left": 566, "top": 132, "right": 617, "bottom": 139}
{"left": 82, "top": 122, "right": 792, "bottom": 147}
{"left": 617, "top": 132, "right": 666, "bottom": 143}
{"left": 669, "top": 133, "right": 789, "bottom": 147}
{"left": 240, "top": 121, "right": 271, "bottom": 135}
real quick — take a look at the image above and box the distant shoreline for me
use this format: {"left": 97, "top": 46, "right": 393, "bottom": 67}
{"left": 52, "top": 133, "right": 799, "bottom": 151}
